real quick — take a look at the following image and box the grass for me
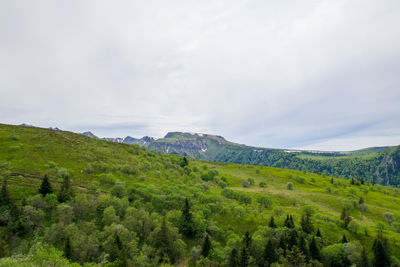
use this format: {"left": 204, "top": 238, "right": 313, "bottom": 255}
{"left": 1, "top": 123, "right": 400, "bottom": 257}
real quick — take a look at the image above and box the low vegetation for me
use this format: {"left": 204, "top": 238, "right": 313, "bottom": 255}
{"left": 0, "top": 123, "right": 400, "bottom": 266}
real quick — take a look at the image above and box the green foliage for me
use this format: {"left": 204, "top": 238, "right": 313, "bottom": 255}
{"left": 38, "top": 174, "right": 53, "bottom": 197}
{"left": 201, "top": 234, "right": 212, "bottom": 258}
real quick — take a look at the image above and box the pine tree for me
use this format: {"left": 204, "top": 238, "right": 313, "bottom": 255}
{"left": 64, "top": 236, "right": 72, "bottom": 260}
{"left": 290, "top": 215, "right": 295, "bottom": 228}
{"left": 284, "top": 215, "right": 294, "bottom": 228}
{"left": 285, "top": 246, "right": 306, "bottom": 267}
{"left": 180, "top": 198, "right": 195, "bottom": 238}
{"left": 201, "top": 234, "right": 212, "bottom": 258}
{"left": 301, "top": 214, "right": 314, "bottom": 234}
{"left": 239, "top": 232, "right": 251, "bottom": 267}
{"left": 39, "top": 174, "right": 53, "bottom": 197}
{"left": 263, "top": 239, "right": 277, "bottom": 267}
{"left": 0, "top": 178, "right": 10, "bottom": 206}
{"left": 115, "top": 234, "right": 122, "bottom": 250}
{"left": 316, "top": 228, "right": 322, "bottom": 238}
{"left": 180, "top": 157, "right": 189, "bottom": 167}
{"left": 359, "top": 196, "right": 364, "bottom": 205}
{"left": 309, "top": 236, "right": 320, "bottom": 260}
{"left": 228, "top": 248, "right": 239, "bottom": 267}
{"left": 269, "top": 216, "right": 277, "bottom": 228}
{"left": 288, "top": 230, "right": 298, "bottom": 250}
{"left": 58, "top": 173, "right": 72, "bottom": 202}
{"left": 278, "top": 236, "right": 287, "bottom": 256}
{"left": 373, "top": 236, "right": 390, "bottom": 267}
{"left": 342, "top": 234, "right": 348, "bottom": 243}
{"left": 239, "top": 246, "right": 249, "bottom": 267}
{"left": 299, "top": 235, "right": 310, "bottom": 262}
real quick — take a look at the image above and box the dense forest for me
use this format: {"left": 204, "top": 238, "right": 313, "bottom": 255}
{"left": 1, "top": 124, "right": 400, "bottom": 266}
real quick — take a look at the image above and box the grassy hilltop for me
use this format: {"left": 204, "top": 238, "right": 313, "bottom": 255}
{"left": 0, "top": 123, "right": 399, "bottom": 266}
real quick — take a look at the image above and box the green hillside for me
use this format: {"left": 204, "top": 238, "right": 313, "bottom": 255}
{"left": 0, "top": 123, "right": 399, "bottom": 266}
{"left": 148, "top": 132, "right": 400, "bottom": 187}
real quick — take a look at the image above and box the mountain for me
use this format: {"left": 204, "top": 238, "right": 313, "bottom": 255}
{"left": 81, "top": 131, "right": 98, "bottom": 139}
{"left": 1, "top": 122, "right": 400, "bottom": 266}
{"left": 145, "top": 132, "right": 400, "bottom": 186}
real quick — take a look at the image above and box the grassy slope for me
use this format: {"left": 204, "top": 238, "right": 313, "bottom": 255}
{"left": 1, "top": 123, "right": 400, "bottom": 256}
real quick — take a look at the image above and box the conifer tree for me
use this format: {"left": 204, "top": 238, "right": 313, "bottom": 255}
{"left": 115, "top": 234, "right": 122, "bottom": 251}
{"left": 201, "top": 234, "right": 212, "bottom": 258}
{"left": 301, "top": 214, "right": 314, "bottom": 234}
{"left": 288, "top": 230, "right": 298, "bottom": 250}
{"left": 298, "top": 235, "right": 310, "bottom": 262}
{"left": 39, "top": 174, "right": 53, "bottom": 197}
{"left": 64, "top": 236, "right": 72, "bottom": 260}
{"left": 373, "top": 236, "right": 390, "bottom": 267}
{"left": 342, "top": 234, "right": 348, "bottom": 243}
{"left": 181, "top": 198, "right": 195, "bottom": 237}
{"left": 58, "top": 173, "right": 72, "bottom": 202}
{"left": 180, "top": 157, "right": 189, "bottom": 167}
{"left": 316, "top": 228, "right": 322, "bottom": 238}
{"left": 263, "top": 239, "right": 277, "bottom": 267}
{"left": 359, "top": 196, "right": 364, "bottom": 205}
{"left": 239, "top": 232, "right": 251, "bottom": 267}
{"left": 0, "top": 177, "right": 10, "bottom": 206}
{"left": 278, "top": 236, "right": 287, "bottom": 256}
{"left": 269, "top": 216, "right": 277, "bottom": 228}
{"left": 228, "top": 248, "right": 239, "bottom": 267}
{"left": 309, "top": 236, "right": 320, "bottom": 260}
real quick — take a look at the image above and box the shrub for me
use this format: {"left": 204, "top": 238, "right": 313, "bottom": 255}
{"left": 242, "top": 180, "right": 250, "bottom": 188}
{"left": 257, "top": 196, "right": 273, "bottom": 209}
{"left": 247, "top": 178, "right": 255, "bottom": 185}
{"left": 295, "top": 176, "right": 305, "bottom": 184}
{"left": 287, "top": 182, "right": 294, "bottom": 190}
{"left": 98, "top": 173, "right": 116, "bottom": 186}
{"left": 259, "top": 182, "right": 267, "bottom": 188}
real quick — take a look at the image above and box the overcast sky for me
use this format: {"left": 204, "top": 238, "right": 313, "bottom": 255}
{"left": 1, "top": 0, "right": 400, "bottom": 151}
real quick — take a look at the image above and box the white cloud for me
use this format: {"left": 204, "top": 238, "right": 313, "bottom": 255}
{"left": 0, "top": 0, "right": 399, "bottom": 150}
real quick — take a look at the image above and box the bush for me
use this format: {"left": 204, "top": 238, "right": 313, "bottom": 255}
{"left": 287, "top": 182, "right": 293, "bottom": 190}
{"left": 259, "top": 182, "right": 267, "bottom": 188}
{"left": 247, "top": 178, "right": 255, "bottom": 185}
{"left": 258, "top": 196, "right": 273, "bottom": 209}
{"left": 242, "top": 180, "right": 250, "bottom": 188}
{"left": 98, "top": 173, "right": 116, "bottom": 186}
{"left": 295, "top": 176, "right": 305, "bottom": 184}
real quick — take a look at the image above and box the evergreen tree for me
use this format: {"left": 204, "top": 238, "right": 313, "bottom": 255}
{"left": 342, "top": 234, "right": 348, "bottom": 243}
{"left": 0, "top": 177, "right": 10, "bottom": 206}
{"left": 180, "top": 198, "right": 195, "bottom": 237}
{"left": 39, "top": 174, "right": 53, "bottom": 197}
{"left": 115, "top": 234, "right": 122, "bottom": 251}
{"left": 64, "top": 236, "right": 72, "bottom": 260}
{"left": 180, "top": 157, "right": 189, "bottom": 167}
{"left": 228, "top": 248, "right": 239, "bottom": 267}
{"left": 288, "top": 230, "right": 298, "bottom": 250}
{"left": 278, "top": 236, "right": 287, "bottom": 256}
{"left": 359, "top": 196, "right": 364, "bottom": 205}
{"left": 284, "top": 215, "right": 294, "bottom": 228}
{"left": 299, "top": 235, "right": 310, "bottom": 262}
{"left": 301, "top": 214, "right": 314, "bottom": 234}
{"left": 316, "top": 228, "right": 322, "bottom": 238}
{"left": 239, "top": 232, "right": 251, "bottom": 267}
{"left": 285, "top": 246, "right": 306, "bottom": 267}
{"left": 201, "top": 234, "right": 212, "bottom": 258}
{"left": 58, "top": 173, "right": 72, "bottom": 202}
{"left": 269, "top": 216, "right": 277, "bottom": 228}
{"left": 309, "top": 236, "right": 320, "bottom": 260}
{"left": 373, "top": 237, "right": 390, "bottom": 267}
{"left": 239, "top": 245, "right": 249, "bottom": 267}
{"left": 263, "top": 239, "right": 277, "bottom": 267}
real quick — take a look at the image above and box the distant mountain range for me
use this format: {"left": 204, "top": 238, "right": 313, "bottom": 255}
{"left": 81, "top": 130, "right": 400, "bottom": 186}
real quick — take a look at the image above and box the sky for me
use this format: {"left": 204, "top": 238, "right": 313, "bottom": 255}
{"left": 1, "top": 0, "right": 400, "bottom": 151}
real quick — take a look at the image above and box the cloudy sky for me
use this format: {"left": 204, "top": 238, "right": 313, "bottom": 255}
{"left": 1, "top": 0, "right": 400, "bottom": 151}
